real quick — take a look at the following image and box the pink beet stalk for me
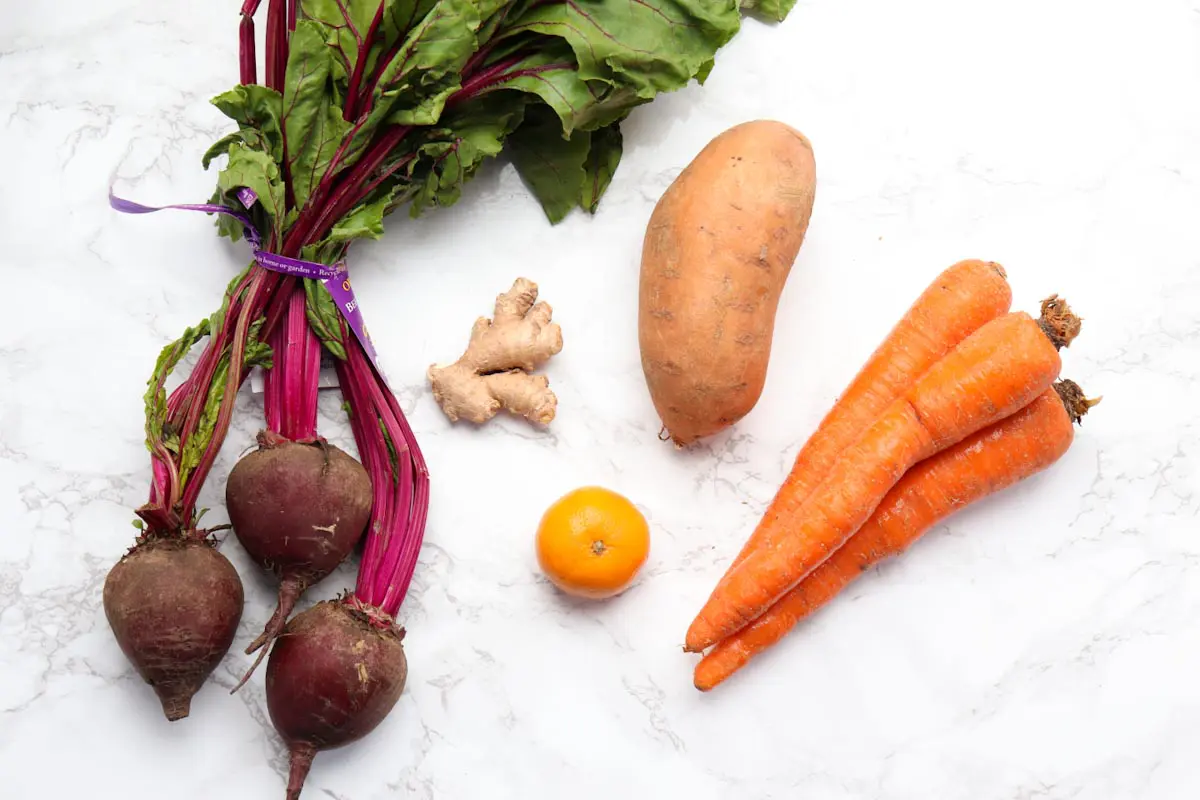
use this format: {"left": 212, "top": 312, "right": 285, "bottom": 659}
{"left": 226, "top": 283, "right": 372, "bottom": 688}
{"left": 340, "top": 337, "right": 430, "bottom": 613}
{"left": 264, "top": 0, "right": 289, "bottom": 91}
{"left": 239, "top": 16, "right": 257, "bottom": 85}
{"left": 224, "top": 250, "right": 374, "bottom": 692}
{"left": 300, "top": 303, "right": 321, "bottom": 432}
{"left": 264, "top": 288, "right": 319, "bottom": 440}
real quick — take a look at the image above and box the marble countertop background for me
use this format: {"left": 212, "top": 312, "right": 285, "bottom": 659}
{"left": 2, "top": 1, "right": 1198, "bottom": 798}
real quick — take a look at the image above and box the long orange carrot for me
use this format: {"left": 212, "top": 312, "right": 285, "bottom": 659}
{"left": 694, "top": 381, "right": 1098, "bottom": 690}
{"left": 685, "top": 301, "right": 1081, "bottom": 652}
{"left": 726, "top": 260, "right": 1011, "bottom": 572}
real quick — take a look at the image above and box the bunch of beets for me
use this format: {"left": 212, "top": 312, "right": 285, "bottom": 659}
{"left": 100, "top": 0, "right": 796, "bottom": 797}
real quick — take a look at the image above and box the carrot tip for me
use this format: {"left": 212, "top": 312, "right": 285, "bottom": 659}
{"left": 1038, "top": 294, "right": 1082, "bottom": 349}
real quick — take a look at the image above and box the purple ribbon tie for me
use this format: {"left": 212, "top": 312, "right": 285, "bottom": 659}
{"left": 109, "top": 187, "right": 380, "bottom": 373}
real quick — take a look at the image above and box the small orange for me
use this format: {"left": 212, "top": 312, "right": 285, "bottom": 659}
{"left": 536, "top": 486, "right": 650, "bottom": 599}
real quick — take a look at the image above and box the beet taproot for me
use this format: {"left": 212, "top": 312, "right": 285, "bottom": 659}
{"left": 266, "top": 599, "right": 408, "bottom": 799}
{"left": 226, "top": 431, "right": 372, "bottom": 682}
{"left": 103, "top": 536, "right": 244, "bottom": 720}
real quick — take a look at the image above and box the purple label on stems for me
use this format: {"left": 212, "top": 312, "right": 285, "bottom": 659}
{"left": 322, "top": 264, "right": 380, "bottom": 367}
{"left": 109, "top": 187, "right": 382, "bottom": 378}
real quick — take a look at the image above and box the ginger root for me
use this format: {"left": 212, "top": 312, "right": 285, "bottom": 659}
{"left": 428, "top": 278, "right": 563, "bottom": 425}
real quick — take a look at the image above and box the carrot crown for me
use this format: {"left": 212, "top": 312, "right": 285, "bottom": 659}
{"left": 1038, "top": 295, "right": 1082, "bottom": 349}
{"left": 1054, "top": 379, "right": 1101, "bottom": 424}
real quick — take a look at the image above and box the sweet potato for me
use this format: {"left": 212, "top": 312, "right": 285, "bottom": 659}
{"left": 639, "top": 120, "right": 816, "bottom": 445}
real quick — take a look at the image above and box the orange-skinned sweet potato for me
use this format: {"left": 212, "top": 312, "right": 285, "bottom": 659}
{"left": 639, "top": 120, "right": 817, "bottom": 445}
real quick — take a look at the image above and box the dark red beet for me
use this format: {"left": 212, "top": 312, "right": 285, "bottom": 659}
{"left": 266, "top": 599, "right": 407, "bottom": 799}
{"left": 226, "top": 431, "right": 371, "bottom": 681}
{"left": 103, "top": 536, "right": 244, "bottom": 721}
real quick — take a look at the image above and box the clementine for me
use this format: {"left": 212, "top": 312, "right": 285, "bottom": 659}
{"left": 536, "top": 486, "right": 650, "bottom": 599}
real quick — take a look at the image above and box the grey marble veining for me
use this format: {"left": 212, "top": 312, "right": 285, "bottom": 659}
{"left": 2, "top": 1, "right": 1198, "bottom": 798}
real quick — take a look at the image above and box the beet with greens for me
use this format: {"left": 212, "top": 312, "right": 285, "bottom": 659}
{"left": 102, "top": 303, "right": 264, "bottom": 718}
{"left": 267, "top": 600, "right": 408, "bottom": 797}
{"left": 226, "top": 287, "right": 372, "bottom": 685}
{"left": 104, "top": 535, "right": 243, "bottom": 720}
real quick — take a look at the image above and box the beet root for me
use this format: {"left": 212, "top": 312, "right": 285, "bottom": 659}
{"left": 103, "top": 536, "right": 244, "bottom": 721}
{"left": 265, "top": 599, "right": 407, "bottom": 799}
{"left": 226, "top": 432, "right": 372, "bottom": 682}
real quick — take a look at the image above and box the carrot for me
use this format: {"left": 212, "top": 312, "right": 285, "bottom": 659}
{"left": 725, "top": 259, "right": 1011, "bottom": 573}
{"left": 694, "top": 381, "right": 1099, "bottom": 690}
{"left": 684, "top": 299, "right": 1081, "bottom": 652}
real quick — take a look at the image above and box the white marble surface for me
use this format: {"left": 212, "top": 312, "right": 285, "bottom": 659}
{"left": 2, "top": 1, "right": 1199, "bottom": 798}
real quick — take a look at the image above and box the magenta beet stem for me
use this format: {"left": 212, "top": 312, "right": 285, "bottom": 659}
{"left": 239, "top": 16, "right": 256, "bottom": 85}
{"left": 300, "top": 297, "right": 321, "bottom": 436}
{"left": 337, "top": 329, "right": 429, "bottom": 616}
{"left": 282, "top": 289, "right": 302, "bottom": 436}
{"left": 264, "top": 286, "right": 319, "bottom": 441}
{"left": 167, "top": 266, "right": 256, "bottom": 445}
{"left": 262, "top": 344, "right": 281, "bottom": 435}
{"left": 377, "top": 371, "right": 430, "bottom": 612}
{"left": 239, "top": 0, "right": 261, "bottom": 86}
{"left": 358, "top": 351, "right": 417, "bottom": 610}
{"left": 336, "top": 349, "right": 393, "bottom": 595}
{"left": 149, "top": 457, "right": 170, "bottom": 509}
{"left": 264, "top": 0, "right": 288, "bottom": 91}
{"left": 343, "top": 1, "right": 386, "bottom": 122}
{"left": 288, "top": 287, "right": 319, "bottom": 439}
{"left": 178, "top": 270, "right": 272, "bottom": 517}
